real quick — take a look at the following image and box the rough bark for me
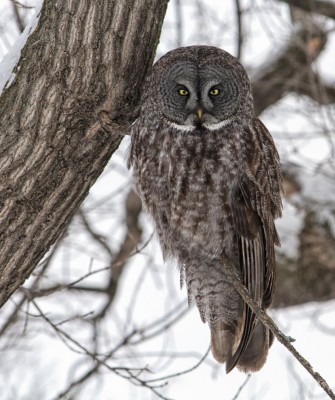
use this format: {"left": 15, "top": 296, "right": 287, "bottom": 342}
{"left": 0, "top": 0, "right": 168, "bottom": 308}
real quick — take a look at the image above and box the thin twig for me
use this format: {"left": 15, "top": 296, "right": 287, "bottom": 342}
{"left": 93, "top": 188, "right": 142, "bottom": 320}
{"left": 175, "top": 0, "right": 183, "bottom": 47}
{"left": 223, "top": 258, "right": 335, "bottom": 400}
{"left": 231, "top": 373, "right": 252, "bottom": 400}
{"left": 234, "top": 0, "right": 243, "bottom": 59}
{"left": 31, "top": 299, "right": 168, "bottom": 400}
{"left": 0, "top": 236, "right": 64, "bottom": 336}
{"left": 10, "top": 0, "right": 25, "bottom": 32}
{"left": 78, "top": 209, "right": 114, "bottom": 258}
{"left": 145, "top": 346, "right": 210, "bottom": 383}
{"left": 129, "top": 301, "right": 189, "bottom": 346}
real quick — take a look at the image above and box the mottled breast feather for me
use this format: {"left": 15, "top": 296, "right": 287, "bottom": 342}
{"left": 129, "top": 45, "right": 283, "bottom": 373}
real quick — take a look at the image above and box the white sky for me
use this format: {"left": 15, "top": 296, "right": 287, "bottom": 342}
{"left": 0, "top": 1, "right": 335, "bottom": 399}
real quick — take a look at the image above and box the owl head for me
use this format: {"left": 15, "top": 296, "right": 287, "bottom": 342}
{"left": 145, "top": 46, "right": 254, "bottom": 132}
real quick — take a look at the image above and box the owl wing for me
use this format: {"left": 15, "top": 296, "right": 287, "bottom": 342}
{"left": 226, "top": 119, "right": 282, "bottom": 372}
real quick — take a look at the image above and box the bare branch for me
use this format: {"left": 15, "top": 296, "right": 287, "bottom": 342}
{"left": 234, "top": 0, "right": 243, "bottom": 60}
{"left": 10, "top": 0, "right": 25, "bottom": 33}
{"left": 145, "top": 346, "right": 210, "bottom": 383}
{"left": 223, "top": 257, "right": 335, "bottom": 400}
{"left": 78, "top": 209, "right": 114, "bottom": 259}
{"left": 278, "top": 0, "right": 335, "bottom": 20}
{"left": 28, "top": 231, "right": 151, "bottom": 302}
{"left": 0, "top": 234, "right": 64, "bottom": 337}
{"left": 175, "top": 0, "right": 183, "bottom": 47}
{"left": 93, "top": 189, "right": 142, "bottom": 319}
{"left": 252, "top": 24, "right": 331, "bottom": 115}
{"left": 230, "top": 374, "right": 252, "bottom": 400}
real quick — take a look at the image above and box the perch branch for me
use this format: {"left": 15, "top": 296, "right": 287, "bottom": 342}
{"left": 223, "top": 258, "right": 335, "bottom": 400}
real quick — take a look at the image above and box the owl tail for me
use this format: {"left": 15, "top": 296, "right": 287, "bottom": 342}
{"left": 211, "top": 319, "right": 274, "bottom": 373}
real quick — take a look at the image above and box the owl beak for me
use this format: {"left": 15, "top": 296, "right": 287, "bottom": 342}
{"left": 197, "top": 108, "right": 203, "bottom": 120}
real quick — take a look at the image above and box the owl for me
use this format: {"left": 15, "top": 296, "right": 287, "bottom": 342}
{"left": 128, "top": 46, "right": 283, "bottom": 373}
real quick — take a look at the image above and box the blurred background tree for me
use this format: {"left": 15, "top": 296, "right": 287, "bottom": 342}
{"left": 0, "top": 1, "right": 334, "bottom": 399}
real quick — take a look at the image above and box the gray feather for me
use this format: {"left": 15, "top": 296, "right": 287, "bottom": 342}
{"left": 129, "top": 45, "right": 283, "bottom": 373}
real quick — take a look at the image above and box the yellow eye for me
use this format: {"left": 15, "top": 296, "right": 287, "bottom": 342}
{"left": 178, "top": 88, "right": 189, "bottom": 96}
{"left": 209, "top": 88, "right": 220, "bottom": 96}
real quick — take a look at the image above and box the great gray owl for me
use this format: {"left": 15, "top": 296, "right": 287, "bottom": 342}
{"left": 128, "top": 46, "right": 283, "bottom": 373}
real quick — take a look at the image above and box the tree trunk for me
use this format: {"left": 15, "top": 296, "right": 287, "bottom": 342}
{"left": 0, "top": 0, "right": 168, "bottom": 308}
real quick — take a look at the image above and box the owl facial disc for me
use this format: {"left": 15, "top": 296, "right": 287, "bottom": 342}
{"left": 158, "top": 60, "right": 242, "bottom": 132}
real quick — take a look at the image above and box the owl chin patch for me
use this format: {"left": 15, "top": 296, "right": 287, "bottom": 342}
{"left": 203, "top": 118, "right": 236, "bottom": 131}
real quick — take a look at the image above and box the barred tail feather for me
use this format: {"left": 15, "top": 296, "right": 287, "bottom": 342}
{"left": 210, "top": 319, "right": 273, "bottom": 373}
{"left": 235, "top": 321, "right": 274, "bottom": 373}
{"left": 210, "top": 322, "right": 236, "bottom": 364}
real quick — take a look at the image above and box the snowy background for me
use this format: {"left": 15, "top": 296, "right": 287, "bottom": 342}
{"left": 0, "top": 0, "right": 335, "bottom": 399}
